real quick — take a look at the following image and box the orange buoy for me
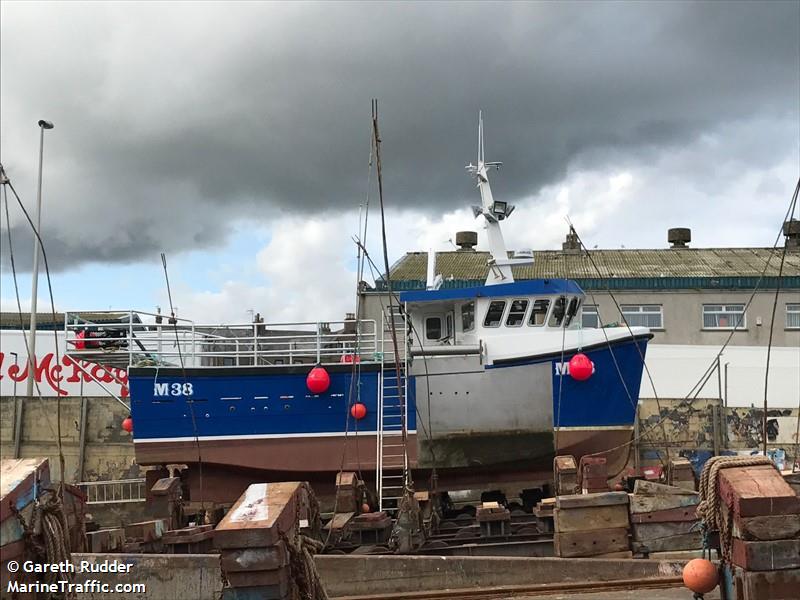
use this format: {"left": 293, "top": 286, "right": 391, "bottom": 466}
{"left": 350, "top": 402, "right": 367, "bottom": 420}
{"left": 682, "top": 558, "right": 718, "bottom": 594}
{"left": 121, "top": 416, "right": 133, "bottom": 433}
{"left": 306, "top": 366, "right": 331, "bottom": 394}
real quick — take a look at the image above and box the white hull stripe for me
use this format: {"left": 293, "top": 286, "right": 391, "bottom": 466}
{"left": 135, "top": 430, "right": 418, "bottom": 443}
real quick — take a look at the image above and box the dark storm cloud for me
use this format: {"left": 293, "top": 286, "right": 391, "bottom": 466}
{"left": 1, "top": 0, "right": 797, "bottom": 270}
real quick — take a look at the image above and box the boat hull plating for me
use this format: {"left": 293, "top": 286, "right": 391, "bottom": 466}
{"left": 129, "top": 334, "right": 648, "bottom": 486}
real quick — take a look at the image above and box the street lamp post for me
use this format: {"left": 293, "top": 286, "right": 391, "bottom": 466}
{"left": 25, "top": 119, "right": 54, "bottom": 398}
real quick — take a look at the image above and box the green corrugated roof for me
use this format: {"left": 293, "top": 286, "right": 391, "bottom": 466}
{"left": 377, "top": 248, "right": 800, "bottom": 291}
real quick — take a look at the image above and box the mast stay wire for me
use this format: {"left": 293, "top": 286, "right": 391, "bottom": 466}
{"left": 1, "top": 182, "right": 60, "bottom": 441}
{"left": 4, "top": 177, "right": 67, "bottom": 486}
{"left": 578, "top": 177, "right": 800, "bottom": 462}
{"left": 158, "top": 252, "right": 206, "bottom": 514}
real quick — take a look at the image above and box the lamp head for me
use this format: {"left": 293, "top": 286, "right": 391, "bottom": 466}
{"left": 38, "top": 120, "right": 54, "bottom": 129}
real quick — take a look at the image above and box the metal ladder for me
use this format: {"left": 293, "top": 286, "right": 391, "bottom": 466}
{"left": 377, "top": 305, "right": 409, "bottom": 516}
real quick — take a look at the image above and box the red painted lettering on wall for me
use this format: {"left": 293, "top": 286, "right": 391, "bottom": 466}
{"left": 0, "top": 351, "right": 128, "bottom": 397}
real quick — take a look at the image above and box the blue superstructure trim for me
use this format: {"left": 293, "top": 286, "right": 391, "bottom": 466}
{"left": 399, "top": 279, "right": 584, "bottom": 303}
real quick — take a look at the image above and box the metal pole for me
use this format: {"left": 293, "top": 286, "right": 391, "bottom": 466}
{"left": 25, "top": 120, "right": 53, "bottom": 398}
{"left": 12, "top": 353, "right": 23, "bottom": 458}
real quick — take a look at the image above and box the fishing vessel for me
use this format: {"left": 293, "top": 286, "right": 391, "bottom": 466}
{"left": 65, "top": 116, "right": 652, "bottom": 507}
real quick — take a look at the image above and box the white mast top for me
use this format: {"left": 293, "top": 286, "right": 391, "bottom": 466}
{"left": 466, "top": 112, "right": 532, "bottom": 286}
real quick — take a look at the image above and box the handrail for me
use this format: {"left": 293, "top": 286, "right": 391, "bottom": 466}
{"left": 63, "top": 311, "right": 381, "bottom": 368}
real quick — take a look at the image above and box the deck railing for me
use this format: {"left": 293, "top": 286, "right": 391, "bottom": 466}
{"left": 63, "top": 310, "right": 381, "bottom": 369}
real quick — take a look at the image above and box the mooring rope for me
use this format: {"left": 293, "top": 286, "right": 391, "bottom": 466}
{"left": 696, "top": 455, "right": 775, "bottom": 563}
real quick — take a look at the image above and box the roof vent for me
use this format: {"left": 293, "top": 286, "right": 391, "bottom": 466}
{"left": 668, "top": 227, "right": 691, "bottom": 248}
{"left": 455, "top": 231, "right": 478, "bottom": 251}
{"left": 562, "top": 226, "right": 581, "bottom": 254}
{"left": 784, "top": 219, "right": 799, "bottom": 251}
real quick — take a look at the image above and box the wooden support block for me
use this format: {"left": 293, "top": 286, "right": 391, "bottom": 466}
{"left": 632, "top": 521, "right": 698, "bottom": 542}
{"left": 719, "top": 465, "right": 800, "bottom": 518}
{"left": 554, "top": 505, "right": 630, "bottom": 533}
{"left": 631, "top": 506, "right": 698, "bottom": 523}
{"left": 733, "top": 513, "right": 800, "bottom": 541}
{"left": 731, "top": 538, "right": 800, "bottom": 572}
{"left": 633, "top": 479, "right": 698, "bottom": 496}
{"left": 581, "top": 477, "right": 608, "bottom": 493}
{"left": 733, "top": 567, "right": 800, "bottom": 600}
{"left": 554, "top": 455, "right": 578, "bottom": 473}
{"left": 335, "top": 471, "right": 357, "bottom": 488}
{"left": 124, "top": 519, "right": 167, "bottom": 542}
{"left": 631, "top": 531, "right": 703, "bottom": 553}
{"left": 220, "top": 544, "right": 289, "bottom": 572}
{"left": 225, "top": 566, "right": 290, "bottom": 588}
{"left": 87, "top": 528, "right": 125, "bottom": 553}
{"left": 214, "top": 482, "right": 302, "bottom": 549}
{"left": 555, "top": 527, "right": 629, "bottom": 558}
{"left": 556, "top": 491, "right": 628, "bottom": 509}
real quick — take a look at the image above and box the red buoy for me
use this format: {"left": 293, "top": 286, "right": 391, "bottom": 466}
{"left": 682, "top": 558, "right": 718, "bottom": 594}
{"left": 569, "top": 353, "right": 594, "bottom": 381}
{"left": 350, "top": 402, "right": 367, "bottom": 420}
{"left": 121, "top": 416, "right": 133, "bottom": 433}
{"left": 306, "top": 366, "right": 330, "bottom": 394}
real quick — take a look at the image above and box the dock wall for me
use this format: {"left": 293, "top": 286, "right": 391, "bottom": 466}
{"left": 63, "top": 553, "right": 685, "bottom": 599}
{"left": 0, "top": 395, "right": 136, "bottom": 483}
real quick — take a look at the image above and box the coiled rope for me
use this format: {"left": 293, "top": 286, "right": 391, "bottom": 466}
{"left": 696, "top": 455, "right": 775, "bottom": 563}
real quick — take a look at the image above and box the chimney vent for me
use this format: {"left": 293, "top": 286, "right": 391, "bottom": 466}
{"left": 668, "top": 228, "right": 691, "bottom": 248}
{"left": 455, "top": 231, "right": 478, "bottom": 251}
{"left": 784, "top": 219, "right": 799, "bottom": 251}
{"left": 562, "top": 226, "right": 581, "bottom": 253}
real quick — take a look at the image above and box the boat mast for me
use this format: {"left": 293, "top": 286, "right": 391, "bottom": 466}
{"left": 467, "top": 112, "right": 532, "bottom": 285}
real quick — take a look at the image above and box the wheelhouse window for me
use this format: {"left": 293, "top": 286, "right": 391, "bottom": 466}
{"left": 621, "top": 305, "right": 663, "bottom": 329}
{"left": 425, "top": 316, "right": 442, "bottom": 340}
{"left": 461, "top": 302, "right": 475, "bottom": 331}
{"left": 582, "top": 305, "right": 599, "bottom": 328}
{"left": 549, "top": 296, "right": 566, "bottom": 327}
{"left": 788, "top": 303, "right": 800, "bottom": 329}
{"left": 564, "top": 297, "right": 581, "bottom": 327}
{"left": 529, "top": 299, "right": 550, "bottom": 326}
{"left": 483, "top": 300, "right": 506, "bottom": 327}
{"left": 505, "top": 299, "right": 529, "bottom": 327}
{"left": 703, "top": 304, "right": 745, "bottom": 329}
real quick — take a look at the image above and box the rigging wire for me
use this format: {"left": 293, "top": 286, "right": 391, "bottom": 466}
{"left": 566, "top": 221, "right": 671, "bottom": 464}
{"left": 580, "top": 177, "right": 800, "bottom": 462}
{"left": 372, "top": 99, "right": 411, "bottom": 491}
{"left": 159, "top": 252, "right": 206, "bottom": 514}
{"left": 1, "top": 184, "right": 60, "bottom": 441}
{"left": 762, "top": 187, "right": 797, "bottom": 456}
{"left": 5, "top": 178, "right": 67, "bottom": 488}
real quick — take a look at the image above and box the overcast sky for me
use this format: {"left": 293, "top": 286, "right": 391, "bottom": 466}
{"left": 1, "top": 1, "right": 798, "bottom": 323}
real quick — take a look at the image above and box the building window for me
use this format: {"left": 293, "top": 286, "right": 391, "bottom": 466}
{"left": 461, "top": 302, "right": 475, "bottom": 331}
{"left": 621, "top": 305, "right": 663, "bottom": 329}
{"left": 506, "top": 299, "right": 529, "bottom": 327}
{"left": 787, "top": 303, "right": 800, "bottom": 329}
{"left": 425, "top": 316, "right": 442, "bottom": 340}
{"left": 483, "top": 301, "right": 506, "bottom": 327}
{"left": 582, "top": 305, "right": 599, "bottom": 328}
{"left": 703, "top": 304, "right": 745, "bottom": 329}
{"left": 529, "top": 299, "right": 550, "bottom": 327}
